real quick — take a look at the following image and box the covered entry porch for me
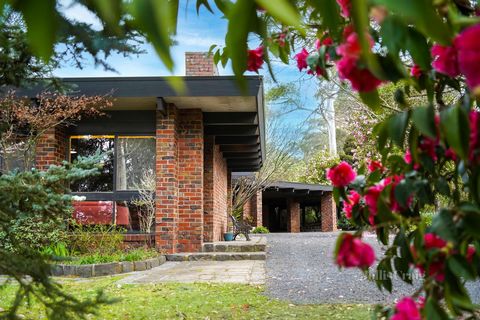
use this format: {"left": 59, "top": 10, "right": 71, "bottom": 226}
{"left": 262, "top": 182, "right": 336, "bottom": 233}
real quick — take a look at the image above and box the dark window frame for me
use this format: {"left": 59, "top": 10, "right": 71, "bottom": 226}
{"left": 68, "top": 134, "right": 156, "bottom": 226}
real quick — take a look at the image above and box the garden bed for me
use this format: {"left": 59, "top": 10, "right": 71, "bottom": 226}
{"left": 50, "top": 255, "right": 166, "bottom": 278}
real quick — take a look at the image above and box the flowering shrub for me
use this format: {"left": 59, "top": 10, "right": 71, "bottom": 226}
{"left": 210, "top": 0, "right": 480, "bottom": 318}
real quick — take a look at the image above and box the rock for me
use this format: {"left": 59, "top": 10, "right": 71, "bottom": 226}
{"left": 76, "top": 264, "right": 93, "bottom": 278}
{"left": 120, "top": 261, "right": 134, "bottom": 273}
{"left": 134, "top": 261, "right": 147, "bottom": 271}
{"left": 94, "top": 263, "right": 119, "bottom": 276}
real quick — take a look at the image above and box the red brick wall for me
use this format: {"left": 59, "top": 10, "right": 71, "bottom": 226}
{"left": 204, "top": 137, "right": 228, "bottom": 242}
{"left": 155, "top": 105, "right": 179, "bottom": 253}
{"left": 177, "top": 109, "right": 204, "bottom": 252}
{"left": 242, "top": 191, "right": 262, "bottom": 227}
{"left": 185, "top": 52, "right": 218, "bottom": 76}
{"left": 35, "top": 127, "right": 67, "bottom": 170}
{"left": 321, "top": 192, "right": 337, "bottom": 231}
{"left": 287, "top": 198, "right": 300, "bottom": 233}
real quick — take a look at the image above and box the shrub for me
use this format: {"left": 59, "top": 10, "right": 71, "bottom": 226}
{"left": 67, "top": 223, "right": 125, "bottom": 255}
{"left": 252, "top": 226, "right": 269, "bottom": 234}
{"left": 66, "top": 248, "right": 158, "bottom": 265}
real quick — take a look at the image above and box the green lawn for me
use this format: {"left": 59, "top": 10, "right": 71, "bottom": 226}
{"left": 0, "top": 277, "right": 372, "bottom": 319}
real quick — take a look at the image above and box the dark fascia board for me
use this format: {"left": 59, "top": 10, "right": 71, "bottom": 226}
{"left": 268, "top": 181, "right": 333, "bottom": 192}
{"left": 16, "top": 76, "right": 262, "bottom": 98}
{"left": 257, "top": 81, "right": 266, "bottom": 164}
{"left": 203, "top": 112, "right": 258, "bottom": 125}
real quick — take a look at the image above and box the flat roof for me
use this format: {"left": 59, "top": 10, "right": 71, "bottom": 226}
{"left": 16, "top": 76, "right": 265, "bottom": 172}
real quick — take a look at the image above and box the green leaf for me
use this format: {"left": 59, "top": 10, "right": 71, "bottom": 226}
{"left": 424, "top": 297, "right": 450, "bottom": 320}
{"left": 394, "top": 179, "right": 410, "bottom": 207}
{"left": 430, "top": 209, "right": 456, "bottom": 242}
{"left": 441, "top": 106, "right": 470, "bottom": 160}
{"left": 196, "top": 0, "right": 214, "bottom": 13}
{"left": 380, "top": 16, "right": 406, "bottom": 56}
{"left": 405, "top": 28, "right": 431, "bottom": 70}
{"left": 225, "top": 0, "right": 257, "bottom": 87}
{"left": 462, "top": 211, "right": 480, "bottom": 239}
{"left": 84, "top": 0, "right": 122, "bottom": 29}
{"left": 255, "top": 0, "right": 302, "bottom": 31}
{"left": 15, "top": 0, "right": 58, "bottom": 60}
{"left": 447, "top": 255, "right": 475, "bottom": 280}
{"left": 372, "top": 0, "right": 452, "bottom": 45}
{"left": 388, "top": 111, "right": 410, "bottom": 147}
{"left": 412, "top": 105, "right": 436, "bottom": 139}
{"left": 313, "top": 0, "right": 342, "bottom": 39}
{"left": 359, "top": 90, "right": 381, "bottom": 112}
{"left": 128, "top": 0, "right": 178, "bottom": 71}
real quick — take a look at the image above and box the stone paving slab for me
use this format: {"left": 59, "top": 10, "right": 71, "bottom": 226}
{"left": 117, "top": 260, "right": 266, "bottom": 285}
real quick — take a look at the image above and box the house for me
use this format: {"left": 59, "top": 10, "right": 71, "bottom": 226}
{"left": 25, "top": 53, "right": 336, "bottom": 254}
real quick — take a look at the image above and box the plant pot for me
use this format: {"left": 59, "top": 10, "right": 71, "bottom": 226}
{"left": 223, "top": 232, "right": 234, "bottom": 241}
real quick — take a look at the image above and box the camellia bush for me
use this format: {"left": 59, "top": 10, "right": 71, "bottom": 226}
{"left": 5, "top": 0, "right": 480, "bottom": 319}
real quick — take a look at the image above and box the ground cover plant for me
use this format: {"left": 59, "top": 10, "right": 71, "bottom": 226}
{"left": 0, "top": 278, "right": 371, "bottom": 320}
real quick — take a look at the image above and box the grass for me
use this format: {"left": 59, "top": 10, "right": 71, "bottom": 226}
{"left": 61, "top": 248, "right": 159, "bottom": 265}
{"left": 0, "top": 277, "right": 373, "bottom": 319}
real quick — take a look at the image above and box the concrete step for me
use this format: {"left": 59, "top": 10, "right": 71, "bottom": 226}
{"left": 202, "top": 236, "right": 266, "bottom": 253}
{"left": 166, "top": 252, "right": 266, "bottom": 262}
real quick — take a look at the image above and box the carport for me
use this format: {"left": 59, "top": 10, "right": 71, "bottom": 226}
{"left": 261, "top": 182, "right": 336, "bottom": 233}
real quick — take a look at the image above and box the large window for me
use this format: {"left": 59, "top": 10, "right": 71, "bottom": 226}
{"left": 69, "top": 135, "right": 155, "bottom": 232}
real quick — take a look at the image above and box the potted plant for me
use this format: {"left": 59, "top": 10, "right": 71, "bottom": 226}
{"left": 223, "top": 216, "right": 234, "bottom": 241}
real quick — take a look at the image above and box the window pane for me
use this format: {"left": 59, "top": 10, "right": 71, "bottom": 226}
{"left": 116, "top": 137, "right": 155, "bottom": 190}
{"left": 70, "top": 136, "right": 114, "bottom": 192}
{"left": 73, "top": 201, "right": 113, "bottom": 224}
{"left": 116, "top": 201, "right": 155, "bottom": 233}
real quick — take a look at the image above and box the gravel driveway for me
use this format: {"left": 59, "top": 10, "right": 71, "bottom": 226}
{"left": 264, "top": 232, "right": 480, "bottom": 304}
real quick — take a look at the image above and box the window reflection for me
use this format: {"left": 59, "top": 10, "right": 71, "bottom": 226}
{"left": 116, "top": 136, "right": 155, "bottom": 190}
{"left": 70, "top": 136, "right": 114, "bottom": 192}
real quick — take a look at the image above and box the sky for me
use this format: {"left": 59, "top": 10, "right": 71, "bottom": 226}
{"left": 56, "top": 1, "right": 322, "bottom": 129}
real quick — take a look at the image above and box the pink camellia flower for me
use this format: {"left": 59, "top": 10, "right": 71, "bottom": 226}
{"left": 411, "top": 65, "right": 422, "bottom": 78}
{"left": 247, "top": 46, "right": 264, "bottom": 72}
{"left": 429, "top": 260, "right": 446, "bottom": 282}
{"left": 455, "top": 24, "right": 480, "bottom": 91}
{"left": 295, "top": 48, "right": 309, "bottom": 71}
{"left": 367, "top": 159, "right": 384, "bottom": 173}
{"left": 336, "top": 0, "right": 351, "bottom": 18}
{"left": 391, "top": 297, "right": 421, "bottom": 320}
{"left": 467, "top": 245, "right": 476, "bottom": 263}
{"left": 384, "top": 175, "right": 409, "bottom": 213}
{"left": 419, "top": 137, "right": 437, "bottom": 161}
{"left": 469, "top": 110, "right": 480, "bottom": 163}
{"left": 336, "top": 56, "right": 382, "bottom": 92}
{"left": 336, "top": 234, "right": 376, "bottom": 268}
{"left": 424, "top": 233, "right": 447, "bottom": 250}
{"left": 445, "top": 148, "right": 457, "bottom": 161}
{"left": 364, "top": 183, "right": 384, "bottom": 225}
{"left": 431, "top": 44, "right": 460, "bottom": 77}
{"left": 336, "top": 33, "right": 364, "bottom": 59}
{"left": 343, "top": 24, "right": 355, "bottom": 39}
{"left": 344, "top": 190, "right": 361, "bottom": 219}
{"left": 326, "top": 161, "right": 356, "bottom": 187}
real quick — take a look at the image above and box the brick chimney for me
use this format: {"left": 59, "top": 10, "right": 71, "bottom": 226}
{"left": 185, "top": 52, "right": 218, "bottom": 76}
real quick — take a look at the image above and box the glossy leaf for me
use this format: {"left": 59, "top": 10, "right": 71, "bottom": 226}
{"left": 412, "top": 105, "right": 437, "bottom": 139}
{"left": 359, "top": 90, "right": 381, "bottom": 112}
{"left": 372, "top": 0, "right": 452, "bottom": 45}
{"left": 441, "top": 106, "right": 470, "bottom": 160}
{"left": 14, "top": 0, "right": 58, "bottom": 60}
{"left": 313, "top": 0, "right": 342, "bottom": 38}
{"left": 388, "top": 111, "right": 409, "bottom": 147}
{"left": 256, "top": 0, "right": 302, "bottom": 31}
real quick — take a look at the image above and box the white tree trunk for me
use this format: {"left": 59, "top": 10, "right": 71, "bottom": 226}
{"left": 326, "top": 98, "right": 337, "bottom": 156}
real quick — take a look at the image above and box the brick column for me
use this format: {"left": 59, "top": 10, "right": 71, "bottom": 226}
{"left": 177, "top": 109, "right": 204, "bottom": 252}
{"left": 185, "top": 52, "right": 218, "bottom": 76}
{"left": 35, "top": 127, "right": 67, "bottom": 170}
{"left": 155, "top": 105, "right": 179, "bottom": 253}
{"left": 321, "top": 192, "right": 337, "bottom": 232}
{"left": 251, "top": 191, "right": 262, "bottom": 227}
{"left": 203, "top": 136, "right": 214, "bottom": 242}
{"left": 287, "top": 198, "right": 300, "bottom": 233}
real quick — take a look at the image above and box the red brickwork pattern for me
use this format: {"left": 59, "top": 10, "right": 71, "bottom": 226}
{"left": 321, "top": 192, "right": 337, "bottom": 232}
{"left": 287, "top": 198, "right": 300, "bottom": 233}
{"left": 35, "top": 127, "right": 67, "bottom": 170}
{"left": 155, "top": 106, "right": 179, "bottom": 253}
{"left": 185, "top": 52, "right": 218, "bottom": 76}
{"left": 203, "top": 136, "right": 215, "bottom": 242}
{"left": 177, "top": 109, "right": 204, "bottom": 252}
{"left": 251, "top": 191, "right": 262, "bottom": 227}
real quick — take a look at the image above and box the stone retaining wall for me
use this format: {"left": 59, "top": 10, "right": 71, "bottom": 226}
{"left": 50, "top": 256, "right": 166, "bottom": 278}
